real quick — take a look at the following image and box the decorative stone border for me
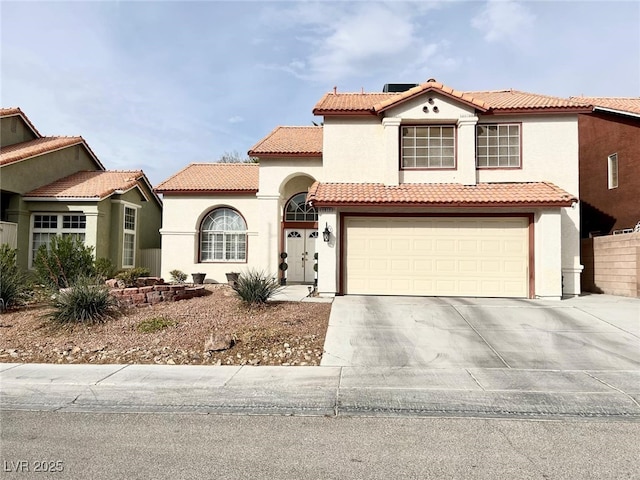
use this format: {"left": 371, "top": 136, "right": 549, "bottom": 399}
{"left": 105, "top": 277, "right": 207, "bottom": 307}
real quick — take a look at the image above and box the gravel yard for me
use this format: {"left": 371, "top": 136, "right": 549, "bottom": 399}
{"left": 0, "top": 285, "right": 331, "bottom": 366}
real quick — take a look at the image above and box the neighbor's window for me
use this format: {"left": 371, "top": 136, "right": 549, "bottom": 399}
{"left": 476, "top": 124, "right": 521, "bottom": 168}
{"left": 401, "top": 125, "right": 455, "bottom": 168}
{"left": 200, "top": 208, "right": 247, "bottom": 262}
{"left": 285, "top": 193, "right": 318, "bottom": 222}
{"left": 608, "top": 153, "right": 618, "bottom": 189}
{"left": 30, "top": 213, "right": 86, "bottom": 267}
{"left": 123, "top": 206, "right": 136, "bottom": 268}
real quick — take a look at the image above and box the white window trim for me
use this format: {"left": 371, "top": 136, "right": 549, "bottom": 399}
{"left": 608, "top": 153, "right": 619, "bottom": 189}
{"left": 199, "top": 208, "right": 247, "bottom": 263}
{"left": 122, "top": 203, "right": 138, "bottom": 268}
{"left": 28, "top": 212, "right": 87, "bottom": 268}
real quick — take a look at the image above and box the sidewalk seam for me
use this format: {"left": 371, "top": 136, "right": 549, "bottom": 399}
{"left": 94, "top": 365, "right": 131, "bottom": 385}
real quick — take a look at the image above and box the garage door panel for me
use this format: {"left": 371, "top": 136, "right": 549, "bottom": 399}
{"left": 345, "top": 216, "right": 529, "bottom": 298}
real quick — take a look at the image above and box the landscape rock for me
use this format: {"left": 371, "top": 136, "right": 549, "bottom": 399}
{"left": 204, "top": 333, "right": 235, "bottom": 352}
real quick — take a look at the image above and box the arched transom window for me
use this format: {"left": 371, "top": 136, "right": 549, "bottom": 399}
{"left": 285, "top": 193, "right": 318, "bottom": 222}
{"left": 200, "top": 208, "right": 247, "bottom": 262}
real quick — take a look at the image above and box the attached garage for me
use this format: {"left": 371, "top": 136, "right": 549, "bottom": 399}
{"left": 343, "top": 215, "right": 531, "bottom": 298}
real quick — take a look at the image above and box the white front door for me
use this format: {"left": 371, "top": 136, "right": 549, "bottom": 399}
{"left": 285, "top": 229, "right": 318, "bottom": 283}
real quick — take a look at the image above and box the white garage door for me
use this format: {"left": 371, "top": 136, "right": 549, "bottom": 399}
{"left": 344, "top": 216, "right": 529, "bottom": 297}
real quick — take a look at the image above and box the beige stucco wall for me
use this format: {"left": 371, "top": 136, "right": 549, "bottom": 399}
{"left": 159, "top": 195, "right": 261, "bottom": 283}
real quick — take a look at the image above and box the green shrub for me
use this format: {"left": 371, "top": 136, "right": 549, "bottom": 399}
{"left": 94, "top": 257, "right": 117, "bottom": 280}
{"left": 137, "top": 316, "right": 177, "bottom": 333}
{"left": 47, "top": 276, "right": 120, "bottom": 324}
{"left": 169, "top": 269, "right": 187, "bottom": 283}
{"left": 33, "top": 235, "right": 95, "bottom": 289}
{"left": 115, "top": 267, "right": 151, "bottom": 287}
{"left": 0, "top": 244, "right": 28, "bottom": 310}
{"left": 232, "top": 269, "right": 283, "bottom": 305}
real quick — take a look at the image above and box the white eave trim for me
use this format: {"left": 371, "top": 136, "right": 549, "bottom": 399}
{"left": 594, "top": 106, "right": 640, "bottom": 119}
{"left": 22, "top": 196, "right": 101, "bottom": 202}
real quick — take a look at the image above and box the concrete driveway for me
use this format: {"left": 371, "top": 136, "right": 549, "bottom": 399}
{"left": 321, "top": 294, "right": 640, "bottom": 369}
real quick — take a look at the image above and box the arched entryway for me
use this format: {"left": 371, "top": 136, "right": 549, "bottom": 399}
{"left": 283, "top": 192, "right": 318, "bottom": 283}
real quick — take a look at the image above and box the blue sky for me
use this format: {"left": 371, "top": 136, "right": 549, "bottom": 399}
{"left": 2, "top": 0, "right": 639, "bottom": 187}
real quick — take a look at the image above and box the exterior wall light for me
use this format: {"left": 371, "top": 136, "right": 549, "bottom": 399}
{"left": 322, "top": 223, "right": 331, "bottom": 242}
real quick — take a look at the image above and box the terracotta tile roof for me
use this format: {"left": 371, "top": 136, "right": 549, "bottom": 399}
{"left": 0, "top": 136, "right": 106, "bottom": 169}
{"left": 307, "top": 182, "right": 576, "bottom": 208}
{"left": 24, "top": 171, "right": 145, "bottom": 200}
{"left": 312, "top": 80, "right": 593, "bottom": 115}
{"left": 155, "top": 163, "right": 259, "bottom": 193}
{"left": 468, "top": 90, "right": 592, "bottom": 112}
{"left": 373, "top": 81, "right": 489, "bottom": 112}
{"left": 0, "top": 107, "right": 42, "bottom": 137}
{"left": 570, "top": 96, "right": 640, "bottom": 116}
{"left": 248, "top": 126, "right": 322, "bottom": 156}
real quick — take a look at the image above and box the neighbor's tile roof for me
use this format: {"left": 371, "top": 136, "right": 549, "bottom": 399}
{"left": 313, "top": 80, "right": 593, "bottom": 115}
{"left": 24, "top": 171, "right": 145, "bottom": 200}
{"left": 307, "top": 182, "right": 576, "bottom": 207}
{"left": 570, "top": 96, "right": 640, "bottom": 116}
{"left": 0, "top": 136, "right": 85, "bottom": 166}
{"left": 248, "top": 126, "right": 323, "bottom": 156}
{"left": 155, "top": 163, "right": 259, "bottom": 193}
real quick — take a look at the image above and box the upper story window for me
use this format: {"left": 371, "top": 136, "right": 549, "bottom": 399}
{"left": 30, "top": 213, "right": 86, "bottom": 267}
{"left": 476, "top": 124, "right": 521, "bottom": 168}
{"left": 200, "top": 208, "right": 247, "bottom": 262}
{"left": 401, "top": 126, "right": 455, "bottom": 169}
{"left": 285, "top": 193, "right": 318, "bottom": 222}
{"left": 122, "top": 206, "right": 136, "bottom": 268}
{"left": 608, "top": 153, "right": 618, "bottom": 189}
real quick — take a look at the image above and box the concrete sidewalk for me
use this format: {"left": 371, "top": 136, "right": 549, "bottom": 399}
{"left": 2, "top": 363, "right": 639, "bottom": 419}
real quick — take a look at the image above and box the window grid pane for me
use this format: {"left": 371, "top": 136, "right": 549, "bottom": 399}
{"left": 476, "top": 124, "right": 520, "bottom": 167}
{"left": 123, "top": 233, "right": 135, "bottom": 267}
{"left": 402, "top": 126, "right": 456, "bottom": 169}
{"left": 200, "top": 209, "right": 247, "bottom": 262}
{"left": 285, "top": 193, "right": 318, "bottom": 222}
{"left": 124, "top": 207, "right": 136, "bottom": 231}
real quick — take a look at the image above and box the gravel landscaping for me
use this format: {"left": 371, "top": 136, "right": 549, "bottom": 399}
{"left": 0, "top": 285, "right": 331, "bottom": 366}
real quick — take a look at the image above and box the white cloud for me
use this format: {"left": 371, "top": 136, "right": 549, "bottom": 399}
{"left": 228, "top": 116, "right": 244, "bottom": 124}
{"left": 261, "top": 2, "right": 450, "bottom": 84}
{"left": 471, "top": 0, "right": 536, "bottom": 44}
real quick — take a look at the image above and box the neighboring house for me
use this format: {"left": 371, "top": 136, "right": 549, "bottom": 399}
{"left": 569, "top": 97, "right": 640, "bottom": 236}
{"left": 157, "top": 80, "right": 591, "bottom": 300}
{"left": 0, "top": 108, "right": 162, "bottom": 273}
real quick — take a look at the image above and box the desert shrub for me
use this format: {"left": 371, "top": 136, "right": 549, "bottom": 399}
{"left": 33, "top": 235, "right": 95, "bottom": 289}
{"left": 47, "top": 276, "right": 120, "bottom": 324}
{"left": 232, "top": 269, "right": 282, "bottom": 305}
{"left": 137, "top": 316, "right": 177, "bottom": 333}
{"left": 94, "top": 257, "right": 117, "bottom": 280}
{"left": 115, "top": 267, "right": 151, "bottom": 287}
{"left": 169, "top": 269, "right": 187, "bottom": 283}
{"left": 0, "top": 244, "right": 28, "bottom": 310}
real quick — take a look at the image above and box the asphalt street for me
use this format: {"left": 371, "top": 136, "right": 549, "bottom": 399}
{"left": 2, "top": 411, "right": 639, "bottom": 480}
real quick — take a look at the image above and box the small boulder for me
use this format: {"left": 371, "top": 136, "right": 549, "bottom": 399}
{"left": 204, "top": 333, "right": 234, "bottom": 352}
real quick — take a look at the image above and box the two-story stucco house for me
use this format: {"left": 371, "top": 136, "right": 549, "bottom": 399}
{"left": 157, "top": 80, "right": 592, "bottom": 300}
{"left": 0, "top": 108, "right": 162, "bottom": 274}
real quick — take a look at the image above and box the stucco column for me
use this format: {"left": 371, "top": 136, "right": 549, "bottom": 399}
{"left": 317, "top": 208, "right": 338, "bottom": 297}
{"left": 456, "top": 115, "right": 478, "bottom": 186}
{"left": 257, "top": 194, "right": 280, "bottom": 275}
{"left": 535, "top": 209, "right": 563, "bottom": 299}
{"left": 83, "top": 208, "right": 99, "bottom": 258}
{"left": 382, "top": 117, "right": 401, "bottom": 186}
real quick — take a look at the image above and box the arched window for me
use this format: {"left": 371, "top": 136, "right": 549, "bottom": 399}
{"left": 285, "top": 193, "right": 318, "bottom": 222}
{"left": 200, "top": 208, "right": 247, "bottom": 262}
